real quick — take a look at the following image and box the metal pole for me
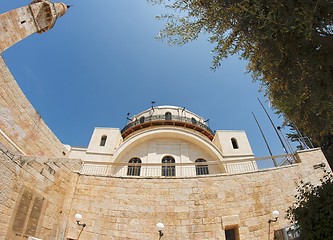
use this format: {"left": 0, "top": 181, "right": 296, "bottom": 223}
{"left": 277, "top": 126, "right": 294, "bottom": 154}
{"left": 277, "top": 126, "right": 294, "bottom": 164}
{"left": 257, "top": 98, "right": 289, "bottom": 154}
{"left": 252, "top": 112, "right": 277, "bottom": 167}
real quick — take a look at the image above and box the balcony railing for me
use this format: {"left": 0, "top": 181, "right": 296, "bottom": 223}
{"left": 79, "top": 154, "right": 298, "bottom": 178}
{"left": 121, "top": 114, "right": 215, "bottom": 140}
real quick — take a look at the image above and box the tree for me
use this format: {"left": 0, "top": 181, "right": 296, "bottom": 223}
{"left": 149, "top": 0, "right": 333, "bottom": 163}
{"left": 287, "top": 173, "right": 333, "bottom": 239}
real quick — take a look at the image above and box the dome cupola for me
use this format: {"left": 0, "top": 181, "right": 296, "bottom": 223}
{"left": 121, "top": 105, "right": 214, "bottom": 140}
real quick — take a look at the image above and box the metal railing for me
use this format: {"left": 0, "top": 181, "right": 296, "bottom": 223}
{"left": 121, "top": 114, "right": 214, "bottom": 136}
{"left": 80, "top": 154, "right": 298, "bottom": 178}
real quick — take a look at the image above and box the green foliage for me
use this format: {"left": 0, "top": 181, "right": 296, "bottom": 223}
{"left": 287, "top": 173, "right": 333, "bottom": 239}
{"left": 149, "top": 0, "right": 333, "bottom": 163}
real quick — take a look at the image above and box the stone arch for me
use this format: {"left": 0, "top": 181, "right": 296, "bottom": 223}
{"left": 112, "top": 127, "right": 226, "bottom": 176}
{"left": 116, "top": 128, "right": 221, "bottom": 159}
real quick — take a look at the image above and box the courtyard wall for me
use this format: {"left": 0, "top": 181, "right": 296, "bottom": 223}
{"left": 0, "top": 56, "right": 68, "bottom": 157}
{"left": 0, "top": 143, "right": 81, "bottom": 240}
{"left": 0, "top": 141, "right": 329, "bottom": 240}
{"left": 65, "top": 149, "right": 328, "bottom": 240}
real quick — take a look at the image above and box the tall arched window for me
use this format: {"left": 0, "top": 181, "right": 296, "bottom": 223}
{"left": 100, "top": 135, "right": 107, "bottom": 146}
{"left": 127, "top": 158, "right": 141, "bottom": 176}
{"left": 195, "top": 159, "right": 209, "bottom": 175}
{"left": 231, "top": 138, "right": 239, "bottom": 149}
{"left": 165, "top": 112, "right": 172, "bottom": 121}
{"left": 162, "top": 156, "right": 175, "bottom": 176}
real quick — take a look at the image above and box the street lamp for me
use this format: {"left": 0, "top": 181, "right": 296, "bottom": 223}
{"left": 268, "top": 210, "right": 280, "bottom": 223}
{"left": 156, "top": 222, "right": 164, "bottom": 239}
{"left": 75, "top": 213, "right": 86, "bottom": 240}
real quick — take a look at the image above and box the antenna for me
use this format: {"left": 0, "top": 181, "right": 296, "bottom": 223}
{"left": 252, "top": 112, "right": 277, "bottom": 167}
{"left": 257, "top": 98, "right": 289, "bottom": 154}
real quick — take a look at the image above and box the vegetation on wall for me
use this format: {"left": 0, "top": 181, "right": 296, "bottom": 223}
{"left": 287, "top": 172, "right": 333, "bottom": 239}
{"left": 148, "top": 0, "right": 333, "bottom": 163}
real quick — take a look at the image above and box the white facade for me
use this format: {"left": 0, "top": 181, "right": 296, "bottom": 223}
{"left": 69, "top": 106, "right": 257, "bottom": 176}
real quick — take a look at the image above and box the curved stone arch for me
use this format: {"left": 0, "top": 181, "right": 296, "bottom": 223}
{"left": 128, "top": 157, "right": 142, "bottom": 163}
{"left": 113, "top": 127, "right": 224, "bottom": 164}
{"left": 161, "top": 155, "right": 176, "bottom": 162}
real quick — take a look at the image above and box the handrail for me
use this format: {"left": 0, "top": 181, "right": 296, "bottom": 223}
{"left": 80, "top": 154, "right": 298, "bottom": 177}
{"left": 121, "top": 115, "right": 214, "bottom": 135}
{"left": 82, "top": 154, "right": 296, "bottom": 166}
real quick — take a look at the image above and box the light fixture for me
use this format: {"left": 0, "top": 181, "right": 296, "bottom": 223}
{"left": 268, "top": 210, "right": 280, "bottom": 223}
{"left": 126, "top": 112, "right": 132, "bottom": 121}
{"left": 75, "top": 214, "right": 86, "bottom": 240}
{"left": 75, "top": 213, "right": 86, "bottom": 227}
{"left": 156, "top": 222, "right": 164, "bottom": 239}
{"left": 151, "top": 101, "right": 156, "bottom": 111}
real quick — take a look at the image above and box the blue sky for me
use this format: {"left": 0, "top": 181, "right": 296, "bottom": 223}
{"left": 1, "top": 1, "right": 296, "bottom": 165}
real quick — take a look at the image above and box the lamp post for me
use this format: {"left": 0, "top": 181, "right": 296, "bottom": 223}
{"left": 268, "top": 210, "right": 280, "bottom": 240}
{"left": 156, "top": 222, "right": 164, "bottom": 239}
{"left": 75, "top": 213, "right": 86, "bottom": 240}
{"left": 268, "top": 210, "right": 280, "bottom": 223}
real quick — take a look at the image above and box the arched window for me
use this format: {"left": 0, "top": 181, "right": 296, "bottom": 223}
{"left": 191, "top": 117, "right": 197, "bottom": 124}
{"left": 139, "top": 116, "right": 145, "bottom": 124}
{"left": 100, "top": 135, "right": 107, "bottom": 146}
{"left": 162, "top": 156, "right": 175, "bottom": 176}
{"left": 127, "top": 158, "right": 141, "bottom": 176}
{"left": 195, "top": 159, "right": 209, "bottom": 175}
{"left": 231, "top": 138, "right": 239, "bottom": 149}
{"left": 165, "top": 112, "right": 172, "bottom": 121}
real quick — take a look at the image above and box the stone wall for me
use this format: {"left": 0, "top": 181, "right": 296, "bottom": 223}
{"left": 0, "top": 139, "right": 329, "bottom": 240}
{"left": 0, "top": 143, "right": 81, "bottom": 240}
{"left": 65, "top": 149, "right": 329, "bottom": 240}
{"left": 0, "top": 56, "right": 68, "bottom": 157}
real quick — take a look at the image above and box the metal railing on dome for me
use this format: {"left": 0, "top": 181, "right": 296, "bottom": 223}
{"left": 79, "top": 154, "right": 299, "bottom": 178}
{"left": 121, "top": 114, "right": 215, "bottom": 135}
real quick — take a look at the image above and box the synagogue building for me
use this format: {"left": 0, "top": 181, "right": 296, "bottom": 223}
{"left": 0, "top": 1, "right": 330, "bottom": 240}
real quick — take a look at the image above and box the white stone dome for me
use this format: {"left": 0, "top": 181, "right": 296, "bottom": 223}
{"left": 121, "top": 105, "right": 214, "bottom": 140}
